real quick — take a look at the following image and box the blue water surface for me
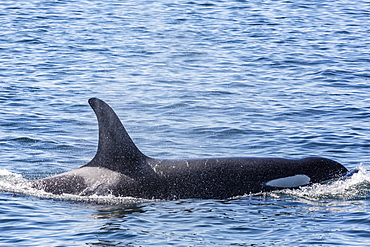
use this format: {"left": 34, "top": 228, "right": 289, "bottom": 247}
{"left": 1, "top": 0, "right": 370, "bottom": 246}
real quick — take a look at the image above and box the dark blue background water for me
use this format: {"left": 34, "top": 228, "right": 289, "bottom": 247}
{"left": 1, "top": 0, "right": 370, "bottom": 246}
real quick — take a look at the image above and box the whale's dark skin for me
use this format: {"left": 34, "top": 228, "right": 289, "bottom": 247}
{"left": 32, "top": 98, "right": 349, "bottom": 200}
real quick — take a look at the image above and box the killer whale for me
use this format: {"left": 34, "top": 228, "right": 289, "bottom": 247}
{"left": 32, "top": 98, "right": 349, "bottom": 199}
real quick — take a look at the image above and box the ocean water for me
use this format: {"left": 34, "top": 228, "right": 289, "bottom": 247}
{"left": 1, "top": 0, "right": 370, "bottom": 245}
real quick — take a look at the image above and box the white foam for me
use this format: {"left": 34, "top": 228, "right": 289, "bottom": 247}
{"left": 279, "top": 164, "right": 370, "bottom": 201}
{"left": 0, "top": 169, "right": 14, "bottom": 176}
{"left": 0, "top": 169, "right": 153, "bottom": 205}
{"left": 0, "top": 169, "right": 30, "bottom": 192}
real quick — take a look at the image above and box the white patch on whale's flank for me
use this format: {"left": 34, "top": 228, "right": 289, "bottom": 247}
{"left": 51, "top": 166, "right": 125, "bottom": 195}
{"left": 266, "top": 174, "right": 310, "bottom": 188}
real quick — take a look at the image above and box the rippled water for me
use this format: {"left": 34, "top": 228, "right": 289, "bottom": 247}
{"left": 1, "top": 0, "right": 370, "bottom": 246}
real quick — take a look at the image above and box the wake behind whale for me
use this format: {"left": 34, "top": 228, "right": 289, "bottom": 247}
{"left": 26, "top": 98, "right": 354, "bottom": 200}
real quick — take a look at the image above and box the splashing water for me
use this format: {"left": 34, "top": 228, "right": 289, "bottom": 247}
{"left": 0, "top": 169, "right": 30, "bottom": 194}
{"left": 274, "top": 164, "right": 370, "bottom": 201}
{"left": 1, "top": 166, "right": 369, "bottom": 205}
{"left": 0, "top": 169, "right": 152, "bottom": 204}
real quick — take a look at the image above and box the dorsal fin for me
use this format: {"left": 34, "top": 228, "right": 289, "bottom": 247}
{"left": 83, "top": 98, "right": 153, "bottom": 178}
